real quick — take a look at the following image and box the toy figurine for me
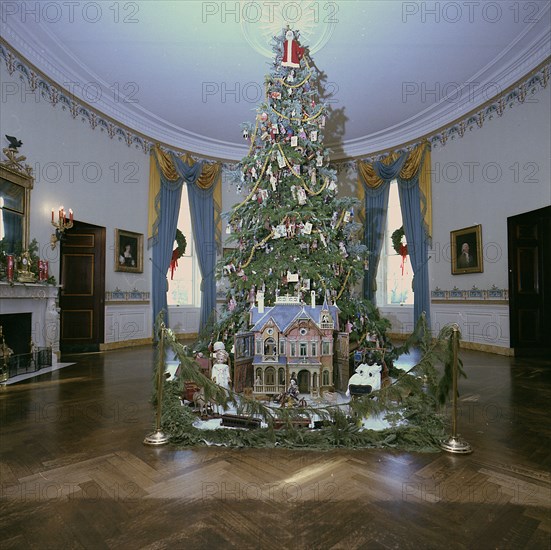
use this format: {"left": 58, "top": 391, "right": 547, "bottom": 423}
{"left": 282, "top": 30, "right": 304, "bottom": 68}
{"left": 346, "top": 363, "right": 382, "bottom": 397}
{"left": 211, "top": 341, "right": 231, "bottom": 390}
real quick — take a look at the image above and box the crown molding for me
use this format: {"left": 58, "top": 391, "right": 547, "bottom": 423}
{"left": 1, "top": 6, "right": 549, "bottom": 162}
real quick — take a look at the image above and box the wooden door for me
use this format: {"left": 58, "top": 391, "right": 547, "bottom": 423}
{"left": 59, "top": 221, "right": 105, "bottom": 353}
{"left": 508, "top": 205, "right": 551, "bottom": 356}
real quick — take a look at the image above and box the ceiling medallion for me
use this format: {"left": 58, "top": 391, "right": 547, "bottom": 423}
{"left": 240, "top": 0, "right": 337, "bottom": 58}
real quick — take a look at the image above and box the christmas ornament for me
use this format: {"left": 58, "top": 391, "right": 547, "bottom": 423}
{"left": 287, "top": 271, "right": 299, "bottom": 282}
{"left": 339, "top": 242, "right": 348, "bottom": 257}
{"left": 310, "top": 168, "right": 317, "bottom": 186}
{"left": 297, "top": 187, "right": 307, "bottom": 205}
{"left": 282, "top": 30, "right": 304, "bottom": 68}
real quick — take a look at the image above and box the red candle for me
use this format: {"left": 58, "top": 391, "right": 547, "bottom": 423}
{"left": 69, "top": 209, "right": 73, "bottom": 222}
{"left": 51, "top": 209, "right": 54, "bottom": 223}
{"left": 7, "top": 255, "right": 14, "bottom": 282}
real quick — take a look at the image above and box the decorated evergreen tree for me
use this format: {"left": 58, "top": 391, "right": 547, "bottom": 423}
{"left": 211, "top": 29, "right": 389, "bottom": 348}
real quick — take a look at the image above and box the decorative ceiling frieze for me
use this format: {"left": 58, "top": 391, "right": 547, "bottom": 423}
{"left": 1, "top": 40, "right": 549, "bottom": 167}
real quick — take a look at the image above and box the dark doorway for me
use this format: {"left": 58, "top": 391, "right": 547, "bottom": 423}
{"left": 59, "top": 220, "right": 106, "bottom": 353}
{"left": 508, "top": 205, "right": 551, "bottom": 356}
{"left": 297, "top": 370, "right": 310, "bottom": 393}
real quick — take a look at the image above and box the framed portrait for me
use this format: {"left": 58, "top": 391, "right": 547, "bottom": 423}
{"left": 451, "top": 224, "right": 483, "bottom": 275}
{"left": 115, "top": 229, "right": 143, "bottom": 273}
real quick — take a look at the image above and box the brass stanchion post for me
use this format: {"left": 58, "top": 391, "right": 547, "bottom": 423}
{"left": 440, "top": 325, "right": 472, "bottom": 454}
{"left": 144, "top": 322, "right": 170, "bottom": 446}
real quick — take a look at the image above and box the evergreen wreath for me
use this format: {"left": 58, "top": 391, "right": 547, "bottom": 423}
{"left": 172, "top": 229, "right": 187, "bottom": 261}
{"left": 391, "top": 226, "right": 407, "bottom": 256}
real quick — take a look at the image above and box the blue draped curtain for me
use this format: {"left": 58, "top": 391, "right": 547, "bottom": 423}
{"left": 172, "top": 155, "right": 217, "bottom": 331}
{"left": 151, "top": 155, "right": 202, "bottom": 329}
{"left": 360, "top": 152, "right": 430, "bottom": 323}
{"left": 362, "top": 182, "right": 390, "bottom": 304}
{"left": 397, "top": 174, "right": 431, "bottom": 325}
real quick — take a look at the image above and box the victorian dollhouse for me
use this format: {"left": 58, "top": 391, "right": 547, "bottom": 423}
{"left": 248, "top": 293, "right": 346, "bottom": 396}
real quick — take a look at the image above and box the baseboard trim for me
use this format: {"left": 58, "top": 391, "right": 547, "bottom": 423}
{"left": 458, "top": 341, "right": 514, "bottom": 356}
{"left": 100, "top": 337, "right": 153, "bottom": 351}
{"left": 174, "top": 332, "right": 199, "bottom": 342}
{"left": 387, "top": 332, "right": 513, "bottom": 356}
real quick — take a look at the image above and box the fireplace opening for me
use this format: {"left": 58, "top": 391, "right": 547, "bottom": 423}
{"left": 0, "top": 313, "right": 31, "bottom": 355}
{"left": 0, "top": 313, "right": 52, "bottom": 379}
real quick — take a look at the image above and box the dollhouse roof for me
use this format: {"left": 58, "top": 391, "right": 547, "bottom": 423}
{"left": 250, "top": 301, "right": 340, "bottom": 333}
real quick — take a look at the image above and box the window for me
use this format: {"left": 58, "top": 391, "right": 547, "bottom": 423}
{"left": 376, "top": 182, "right": 414, "bottom": 306}
{"left": 299, "top": 342, "right": 307, "bottom": 356}
{"left": 322, "top": 341, "right": 330, "bottom": 356}
{"left": 265, "top": 367, "right": 275, "bottom": 386}
{"left": 255, "top": 339, "right": 262, "bottom": 355}
{"left": 279, "top": 338, "right": 285, "bottom": 355}
{"left": 290, "top": 342, "right": 296, "bottom": 357}
{"left": 167, "top": 184, "right": 201, "bottom": 306}
{"left": 264, "top": 337, "right": 276, "bottom": 356}
{"left": 311, "top": 341, "right": 317, "bottom": 357}
{"left": 322, "top": 370, "right": 330, "bottom": 386}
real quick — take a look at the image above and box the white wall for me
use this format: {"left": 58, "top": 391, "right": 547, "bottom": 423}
{"left": 1, "top": 62, "right": 153, "bottom": 343}
{"left": 430, "top": 85, "right": 551, "bottom": 290}
{"left": 429, "top": 84, "right": 551, "bottom": 349}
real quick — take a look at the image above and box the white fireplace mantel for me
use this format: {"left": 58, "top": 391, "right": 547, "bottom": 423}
{"left": 0, "top": 282, "right": 60, "bottom": 363}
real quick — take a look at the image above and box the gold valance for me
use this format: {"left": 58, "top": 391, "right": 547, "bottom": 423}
{"left": 148, "top": 145, "right": 222, "bottom": 249}
{"left": 356, "top": 142, "right": 432, "bottom": 237}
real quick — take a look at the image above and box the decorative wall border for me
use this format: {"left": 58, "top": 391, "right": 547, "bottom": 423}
{"left": 0, "top": 41, "right": 154, "bottom": 155}
{"left": 1, "top": 39, "right": 549, "bottom": 165}
{"left": 431, "top": 286, "right": 508, "bottom": 303}
{"left": 105, "top": 289, "right": 150, "bottom": 302}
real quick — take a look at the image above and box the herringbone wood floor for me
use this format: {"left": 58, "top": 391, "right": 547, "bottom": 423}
{"left": 0, "top": 346, "right": 549, "bottom": 549}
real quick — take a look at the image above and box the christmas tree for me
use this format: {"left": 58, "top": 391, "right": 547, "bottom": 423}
{"left": 212, "top": 29, "right": 388, "bottom": 347}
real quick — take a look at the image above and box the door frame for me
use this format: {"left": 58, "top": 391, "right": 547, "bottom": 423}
{"left": 59, "top": 220, "right": 106, "bottom": 352}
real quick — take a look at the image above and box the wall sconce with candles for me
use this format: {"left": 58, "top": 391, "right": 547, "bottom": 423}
{"left": 50, "top": 206, "right": 73, "bottom": 249}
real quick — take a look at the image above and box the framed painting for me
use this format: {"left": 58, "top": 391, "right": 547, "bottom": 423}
{"left": 451, "top": 224, "right": 483, "bottom": 275}
{"left": 115, "top": 229, "right": 143, "bottom": 273}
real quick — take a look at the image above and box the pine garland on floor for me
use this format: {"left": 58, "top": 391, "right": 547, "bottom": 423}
{"left": 151, "top": 315, "right": 464, "bottom": 452}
